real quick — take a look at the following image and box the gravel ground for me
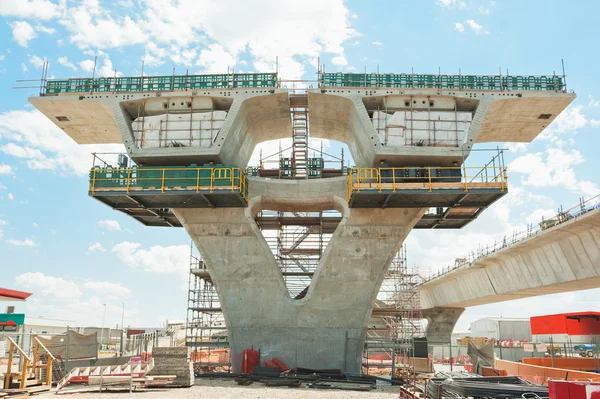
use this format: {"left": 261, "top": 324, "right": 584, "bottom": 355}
{"left": 36, "top": 378, "right": 401, "bottom": 398}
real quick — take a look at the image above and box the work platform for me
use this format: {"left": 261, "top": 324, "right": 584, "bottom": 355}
{"left": 88, "top": 161, "right": 507, "bottom": 229}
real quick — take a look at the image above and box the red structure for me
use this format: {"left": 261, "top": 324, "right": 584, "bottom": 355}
{"left": 531, "top": 312, "right": 600, "bottom": 336}
{"left": 549, "top": 380, "right": 600, "bottom": 399}
{"left": 0, "top": 287, "right": 32, "bottom": 301}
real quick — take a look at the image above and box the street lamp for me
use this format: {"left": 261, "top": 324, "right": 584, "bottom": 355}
{"left": 119, "top": 302, "right": 125, "bottom": 356}
{"left": 99, "top": 304, "right": 107, "bottom": 353}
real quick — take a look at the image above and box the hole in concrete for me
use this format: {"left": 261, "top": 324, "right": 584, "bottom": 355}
{"left": 256, "top": 209, "right": 340, "bottom": 300}
{"left": 538, "top": 113, "right": 552, "bottom": 120}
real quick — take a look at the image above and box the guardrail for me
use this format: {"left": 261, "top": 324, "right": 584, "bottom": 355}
{"left": 346, "top": 165, "right": 508, "bottom": 201}
{"left": 89, "top": 166, "right": 248, "bottom": 200}
{"left": 44, "top": 72, "right": 278, "bottom": 94}
{"left": 319, "top": 72, "right": 565, "bottom": 91}
{"left": 421, "top": 194, "right": 600, "bottom": 284}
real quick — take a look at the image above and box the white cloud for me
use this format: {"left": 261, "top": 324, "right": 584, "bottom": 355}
{"left": 331, "top": 55, "right": 348, "bottom": 66}
{"left": 510, "top": 148, "right": 599, "bottom": 198}
{"left": 112, "top": 242, "right": 189, "bottom": 276}
{"left": 0, "top": 109, "right": 125, "bottom": 176}
{"left": 479, "top": 1, "right": 495, "bottom": 15}
{"left": 589, "top": 96, "right": 600, "bottom": 108}
{"left": 84, "top": 281, "right": 129, "bottom": 296}
{"left": 57, "top": 56, "right": 77, "bottom": 71}
{"left": 465, "top": 19, "right": 489, "bottom": 35}
{"left": 0, "top": 164, "right": 13, "bottom": 174}
{"left": 21, "top": 63, "right": 28, "bottom": 73}
{"left": 196, "top": 44, "right": 236, "bottom": 74}
{"left": 88, "top": 242, "right": 106, "bottom": 252}
{"left": 16, "top": 272, "right": 81, "bottom": 299}
{"left": 507, "top": 142, "right": 528, "bottom": 152}
{"left": 455, "top": 22, "right": 464, "bottom": 32}
{"left": 437, "top": 0, "right": 466, "bottom": 9}
{"left": 6, "top": 238, "right": 37, "bottom": 247}
{"left": 0, "top": 55, "right": 4, "bottom": 61}
{"left": 60, "top": 2, "right": 147, "bottom": 50}
{"left": 0, "top": 0, "right": 61, "bottom": 19}
{"left": 78, "top": 54, "right": 121, "bottom": 77}
{"left": 0, "top": 219, "right": 6, "bottom": 225}
{"left": 35, "top": 25, "right": 55, "bottom": 34}
{"left": 33, "top": 222, "right": 39, "bottom": 228}
{"left": 371, "top": 41, "right": 383, "bottom": 46}
{"left": 11, "top": 20, "right": 37, "bottom": 47}
{"left": 7, "top": 193, "right": 14, "bottom": 200}
{"left": 28, "top": 54, "right": 46, "bottom": 69}
{"left": 0, "top": 183, "right": 6, "bottom": 190}
{"left": 97, "top": 219, "right": 121, "bottom": 231}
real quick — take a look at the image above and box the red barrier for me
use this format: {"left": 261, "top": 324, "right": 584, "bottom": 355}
{"left": 272, "top": 357, "right": 289, "bottom": 372}
{"left": 549, "top": 380, "right": 600, "bottom": 399}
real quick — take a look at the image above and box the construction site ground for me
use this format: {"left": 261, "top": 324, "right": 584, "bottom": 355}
{"left": 35, "top": 378, "right": 401, "bottom": 398}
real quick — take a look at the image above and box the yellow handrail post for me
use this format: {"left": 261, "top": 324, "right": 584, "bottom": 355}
{"left": 161, "top": 168, "right": 165, "bottom": 193}
{"left": 5, "top": 340, "right": 14, "bottom": 389}
{"left": 377, "top": 169, "right": 382, "bottom": 193}
{"left": 91, "top": 169, "right": 97, "bottom": 193}
{"left": 428, "top": 167, "right": 432, "bottom": 192}
{"left": 20, "top": 357, "right": 28, "bottom": 389}
{"left": 196, "top": 168, "right": 200, "bottom": 192}
{"left": 463, "top": 164, "right": 468, "bottom": 192}
{"left": 126, "top": 169, "right": 131, "bottom": 194}
{"left": 392, "top": 169, "right": 396, "bottom": 192}
{"left": 231, "top": 168, "right": 235, "bottom": 193}
{"left": 210, "top": 169, "right": 214, "bottom": 193}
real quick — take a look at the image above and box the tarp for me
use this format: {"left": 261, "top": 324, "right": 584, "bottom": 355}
{"left": 467, "top": 340, "right": 494, "bottom": 375}
{"left": 38, "top": 330, "right": 98, "bottom": 360}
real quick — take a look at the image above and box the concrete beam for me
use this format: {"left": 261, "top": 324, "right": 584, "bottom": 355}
{"left": 419, "top": 208, "right": 600, "bottom": 309}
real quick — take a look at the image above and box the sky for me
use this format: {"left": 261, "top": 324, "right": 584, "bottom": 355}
{"left": 0, "top": 0, "right": 599, "bottom": 332}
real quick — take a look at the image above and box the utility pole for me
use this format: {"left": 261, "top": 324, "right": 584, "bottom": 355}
{"left": 120, "top": 302, "right": 125, "bottom": 357}
{"left": 99, "top": 304, "right": 106, "bottom": 353}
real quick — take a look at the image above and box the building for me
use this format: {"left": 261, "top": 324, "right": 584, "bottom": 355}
{"left": 531, "top": 312, "right": 600, "bottom": 343}
{"left": 470, "top": 317, "right": 532, "bottom": 341}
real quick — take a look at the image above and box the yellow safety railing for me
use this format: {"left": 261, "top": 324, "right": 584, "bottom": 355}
{"left": 346, "top": 165, "right": 508, "bottom": 202}
{"left": 89, "top": 166, "right": 249, "bottom": 201}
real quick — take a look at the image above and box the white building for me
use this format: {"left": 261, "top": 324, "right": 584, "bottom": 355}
{"left": 470, "top": 317, "right": 532, "bottom": 341}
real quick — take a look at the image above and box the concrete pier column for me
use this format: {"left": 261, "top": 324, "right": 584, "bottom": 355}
{"left": 173, "top": 196, "right": 424, "bottom": 373}
{"left": 422, "top": 307, "right": 465, "bottom": 355}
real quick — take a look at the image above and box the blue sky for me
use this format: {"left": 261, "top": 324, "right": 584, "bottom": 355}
{"left": 0, "top": 0, "right": 599, "bottom": 331}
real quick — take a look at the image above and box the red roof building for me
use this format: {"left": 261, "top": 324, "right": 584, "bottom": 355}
{"left": 0, "top": 287, "right": 32, "bottom": 301}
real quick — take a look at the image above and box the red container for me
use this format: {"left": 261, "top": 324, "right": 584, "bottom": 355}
{"left": 549, "top": 380, "right": 600, "bottom": 399}
{"left": 242, "top": 349, "right": 259, "bottom": 374}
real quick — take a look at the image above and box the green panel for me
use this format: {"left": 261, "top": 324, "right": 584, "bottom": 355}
{"left": 319, "top": 72, "right": 564, "bottom": 91}
{"left": 0, "top": 313, "right": 25, "bottom": 325}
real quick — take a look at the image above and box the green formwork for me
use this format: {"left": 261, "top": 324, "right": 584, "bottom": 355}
{"left": 45, "top": 73, "right": 277, "bottom": 94}
{"left": 319, "top": 72, "right": 565, "bottom": 91}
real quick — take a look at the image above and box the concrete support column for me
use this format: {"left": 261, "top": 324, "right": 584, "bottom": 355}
{"left": 173, "top": 197, "right": 424, "bottom": 373}
{"left": 422, "top": 307, "right": 465, "bottom": 356}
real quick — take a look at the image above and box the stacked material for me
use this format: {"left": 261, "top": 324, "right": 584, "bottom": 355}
{"left": 147, "top": 347, "right": 194, "bottom": 387}
{"left": 425, "top": 376, "right": 549, "bottom": 399}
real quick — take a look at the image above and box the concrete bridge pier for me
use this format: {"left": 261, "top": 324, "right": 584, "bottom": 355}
{"left": 173, "top": 194, "right": 424, "bottom": 373}
{"left": 423, "top": 307, "right": 465, "bottom": 355}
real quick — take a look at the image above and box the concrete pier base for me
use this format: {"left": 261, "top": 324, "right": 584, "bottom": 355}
{"left": 173, "top": 193, "right": 424, "bottom": 373}
{"left": 423, "top": 307, "right": 465, "bottom": 354}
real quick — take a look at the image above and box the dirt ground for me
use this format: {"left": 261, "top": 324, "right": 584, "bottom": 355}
{"left": 36, "top": 378, "right": 401, "bottom": 398}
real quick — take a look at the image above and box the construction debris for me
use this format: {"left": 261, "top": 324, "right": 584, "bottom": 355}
{"left": 147, "top": 347, "right": 194, "bottom": 387}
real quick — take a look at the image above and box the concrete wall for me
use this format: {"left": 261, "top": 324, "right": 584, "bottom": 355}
{"left": 419, "top": 208, "right": 600, "bottom": 309}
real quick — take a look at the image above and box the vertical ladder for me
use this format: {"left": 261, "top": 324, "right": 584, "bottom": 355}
{"left": 290, "top": 95, "right": 309, "bottom": 179}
